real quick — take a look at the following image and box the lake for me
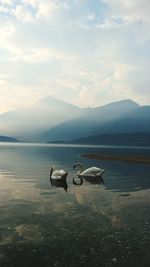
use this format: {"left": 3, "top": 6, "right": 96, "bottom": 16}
{"left": 0, "top": 143, "right": 150, "bottom": 267}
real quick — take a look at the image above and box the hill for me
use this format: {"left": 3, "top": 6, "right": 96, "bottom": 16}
{"left": 92, "top": 106, "right": 150, "bottom": 135}
{"left": 71, "top": 133, "right": 150, "bottom": 146}
{"left": 41, "top": 99, "right": 140, "bottom": 142}
{"left": 0, "top": 96, "right": 82, "bottom": 141}
{"left": 0, "top": 97, "right": 149, "bottom": 145}
{"left": 0, "top": 135, "right": 19, "bottom": 142}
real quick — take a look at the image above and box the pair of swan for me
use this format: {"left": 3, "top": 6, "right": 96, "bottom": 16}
{"left": 50, "top": 163, "right": 105, "bottom": 181}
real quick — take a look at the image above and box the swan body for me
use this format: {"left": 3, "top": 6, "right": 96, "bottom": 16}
{"left": 73, "top": 163, "right": 105, "bottom": 178}
{"left": 50, "top": 167, "right": 68, "bottom": 180}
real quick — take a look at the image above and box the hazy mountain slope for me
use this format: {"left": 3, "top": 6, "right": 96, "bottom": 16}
{"left": 0, "top": 135, "right": 19, "bottom": 142}
{"left": 85, "top": 99, "right": 139, "bottom": 121}
{"left": 0, "top": 97, "right": 147, "bottom": 143}
{"left": 92, "top": 106, "right": 150, "bottom": 134}
{"left": 41, "top": 99, "right": 140, "bottom": 142}
{"left": 40, "top": 116, "right": 97, "bottom": 141}
{"left": 0, "top": 96, "right": 82, "bottom": 141}
{"left": 71, "top": 133, "right": 150, "bottom": 146}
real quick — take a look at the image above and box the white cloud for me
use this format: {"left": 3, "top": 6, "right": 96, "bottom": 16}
{"left": 104, "top": 0, "right": 150, "bottom": 24}
{"left": 0, "top": 0, "right": 12, "bottom": 4}
{"left": 12, "top": 4, "right": 35, "bottom": 22}
{"left": 0, "top": 0, "right": 149, "bottom": 113}
{"left": 14, "top": 48, "right": 63, "bottom": 63}
{"left": 0, "top": 5, "right": 10, "bottom": 13}
{"left": 0, "top": 23, "right": 16, "bottom": 41}
{"left": 36, "top": 1, "right": 57, "bottom": 19}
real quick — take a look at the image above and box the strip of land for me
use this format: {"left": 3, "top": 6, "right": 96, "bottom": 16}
{"left": 82, "top": 153, "right": 150, "bottom": 164}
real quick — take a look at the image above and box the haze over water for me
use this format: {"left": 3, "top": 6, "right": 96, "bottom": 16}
{"left": 0, "top": 143, "right": 150, "bottom": 267}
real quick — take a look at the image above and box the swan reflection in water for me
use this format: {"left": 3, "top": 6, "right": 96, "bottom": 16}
{"left": 73, "top": 176, "right": 84, "bottom": 186}
{"left": 50, "top": 167, "right": 68, "bottom": 192}
{"left": 73, "top": 175, "right": 104, "bottom": 185}
{"left": 73, "top": 163, "right": 105, "bottom": 185}
{"left": 50, "top": 177, "right": 68, "bottom": 192}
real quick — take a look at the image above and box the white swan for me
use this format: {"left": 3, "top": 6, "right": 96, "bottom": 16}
{"left": 73, "top": 163, "right": 105, "bottom": 179}
{"left": 50, "top": 167, "right": 68, "bottom": 180}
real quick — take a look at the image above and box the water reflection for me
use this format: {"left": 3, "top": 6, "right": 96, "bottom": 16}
{"left": 73, "top": 177, "right": 84, "bottom": 186}
{"left": 0, "top": 143, "right": 150, "bottom": 267}
{"left": 83, "top": 176, "right": 104, "bottom": 184}
{"left": 50, "top": 177, "right": 68, "bottom": 192}
{"left": 73, "top": 175, "right": 104, "bottom": 185}
{"left": 0, "top": 143, "right": 150, "bottom": 192}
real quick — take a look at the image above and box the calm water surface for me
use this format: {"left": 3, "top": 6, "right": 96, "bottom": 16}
{"left": 0, "top": 143, "right": 150, "bottom": 267}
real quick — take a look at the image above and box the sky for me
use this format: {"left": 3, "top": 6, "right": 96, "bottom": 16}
{"left": 0, "top": 0, "right": 150, "bottom": 113}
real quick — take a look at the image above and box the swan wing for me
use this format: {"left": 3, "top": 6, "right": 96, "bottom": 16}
{"left": 51, "top": 169, "right": 66, "bottom": 179}
{"left": 80, "top": 167, "right": 104, "bottom": 177}
{"left": 81, "top": 167, "right": 102, "bottom": 175}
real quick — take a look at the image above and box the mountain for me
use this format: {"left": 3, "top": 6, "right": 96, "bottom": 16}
{"left": 0, "top": 135, "right": 19, "bottom": 142}
{"left": 0, "top": 97, "right": 149, "bottom": 144}
{"left": 41, "top": 99, "right": 140, "bottom": 142}
{"left": 0, "top": 96, "right": 82, "bottom": 141}
{"left": 70, "top": 133, "right": 150, "bottom": 146}
{"left": 92, "top": 106, "right": 150, "bottom": 134}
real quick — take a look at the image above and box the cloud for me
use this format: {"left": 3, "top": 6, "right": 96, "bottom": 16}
{"left": 0, "top": 0, "right": 12, "bottom": 4}
{"left": 13, "top": 47, "right": 70, "bottom": 63}
{"left": 104, "top": 0, "right": 150, "bottom": 23}
{"left": 12, "top": 4, "right": 35, "bottom": 22}
{"left": 0, "top": 0, "right": 149, "bottom": 113}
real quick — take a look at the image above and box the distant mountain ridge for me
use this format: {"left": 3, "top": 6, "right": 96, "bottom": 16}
{"left": 0, "top": 97, "right": 149, "bottom": 144}
{"left": 0, "top": 96, "right": 82, "bottom": 141}
{"left": 92, "top": 106, "right": 150, "bottom": 135}
{"left": 0, "top": 135, "right": 18, "bottom": 142}
{"left": 69, "top": 133, "right": 150, "bottom": 146}
{"left": 40, "top": 99, "right": 141, "bottom": 142}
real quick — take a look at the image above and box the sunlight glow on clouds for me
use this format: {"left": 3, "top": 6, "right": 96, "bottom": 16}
{"left": 0, "top": 0, "right": 149, "bottom": 113}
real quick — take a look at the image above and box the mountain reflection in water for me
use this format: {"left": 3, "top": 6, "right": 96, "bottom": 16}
{"left": 0, "top": 143, "right": 150, "bottom": 267}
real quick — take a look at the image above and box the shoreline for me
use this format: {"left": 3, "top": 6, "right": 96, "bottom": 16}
{"left": 82, "top": 153, "right": 150, "bottom": 164}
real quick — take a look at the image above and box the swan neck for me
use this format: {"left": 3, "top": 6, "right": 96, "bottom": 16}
{"left": 74, "top": 163, "right": 84, "bottom": 173}
{"left": 79, "top": 164, "right": 84, "bottom": 172}
{"left": 50, "top": 167, "right": 53, "bottom": 179}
